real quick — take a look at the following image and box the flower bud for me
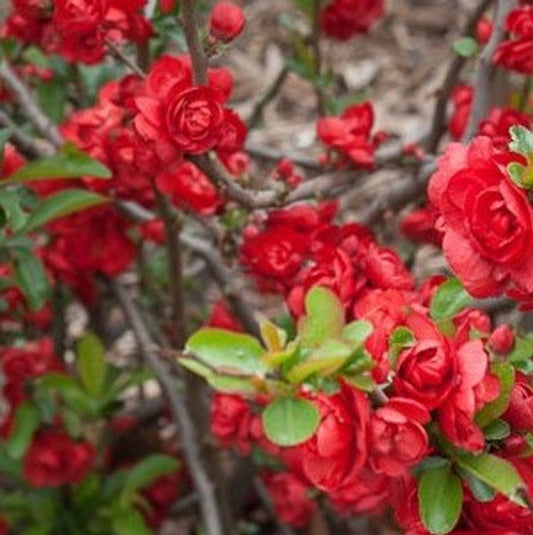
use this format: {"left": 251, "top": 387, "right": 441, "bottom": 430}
{"left": 489, "top": 324, "right": 515, "bottom": 354}
{"left": 209, "top": 3, "right": 245, "bottom": 42}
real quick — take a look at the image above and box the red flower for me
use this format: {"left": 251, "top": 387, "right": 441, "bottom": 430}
{"left": 52, "top": 0, "right": 105, "bottom": 36}
{"left": 429, "top": 136, "right": 533, "bottom": 298}
{"left": 241, "top": 226, "right": 308, "bottom": 285}
{"left": 363, "top": 243, "right": 414, "bottom": 290}
{"left": 449, "top": 85, "right": 473, "bottom": 141}
{"left": 210, "top": 393, "right": 253, "bottom": 454}
{"left": 165, "top": 84, "right": 225, "bottom": 154}
{"left": 24, "top": 430, "right": 95, "bottom": 487}
{"left": 494, "top": 6, "right": 533, "bottom": 74}
{"left": 262, "top": 472, "right": 316, "bottom": 528}
{"left": 321, "top": 0, "right": 384, "bottom": 41}
{"left": 369, "top": 398, "right": 430, "bottom": 476}
{"left": 503, "top": 378, "right": 533, "bottom": 432}
{"left": 489, "top": 324, "right": 515, "bottom": 353}
{"left": 476, "top": 16, "right": 493, "bottom": 43}
{"left": 317, "top": 102, "right": 381, "bottom": 169}
{"left": 156, "top": 162, "right": 219, "bottom": 215}
{"left": 393, "top": 316, "right": 456, "bottom": 410}
{"left": 209, "top": 2, "right": 245, "bottom": 42}
{"left": 206, "top": 300, "right": 244, "bottom": 332}
{"left": 401, "top": 206, "right": 443, "bottom": 246}
{"left": 286, "top": 382, "right": 369, "bottom": 491}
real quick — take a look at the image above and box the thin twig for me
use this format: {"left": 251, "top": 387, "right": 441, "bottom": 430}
{"left": 154, "top": 190, "right": 187, "bottom": 348}
{"left": 0, "top": 60, "right": 63, "bottom": 148}
{"left": 116, "top": 201, "right": 260, "bottom": 337}
{"left": 462, "top": 0, "right": 516, "bottom": 141}
{"left": 182, "top": 0, "right": 208, "bottom": 85}
{"left": 247, "top": 66, "right": 290, "bottom": 128}
{"left": 426, "top": 0, "right": 494, "bottom": 152}
{"left": 110, "top": 280, "right": 224, "bottom": 535}
{"left": 105, "top": 39, "right": 146, "bottom": 78}
{"left": 311, "top": 0, "right": 326, "bottom": 116}
{"left": 0, "top": 109, "right": 55, "bottom": 159}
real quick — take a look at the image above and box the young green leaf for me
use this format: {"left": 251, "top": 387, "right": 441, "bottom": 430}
{"left": 112, "top": 508, "right": 151, "bottom": 535}
{"left": 185, "top": 328, "right": 267, "bottom": 375}
{"left": 22, "top": 189, "right": 108, "bottom": 233}
{"left": 452, "top": 37, "right": 479, "bottom": 58}
{"left": 262, "top": 397, "right": 320, "bottom": 446}
{"left": 483, "top": 419, "right": 511, "bottom": 441}
{"left": 299, "top": 286, "right": 345, "bottom": 347}
{"left": 76, "top": 332, "right": 107, "bottom": 398}
{"left": 418, "top": 465, "right": 463, "bottom": 534}
{"left": 509, "top": 125, "right": 533, "bottom": 156}
{"left": 342, "top": 320, "right": 373, "bottom": 344}
{"left": 430, "top": 278, "right": 471, "bottom": 322}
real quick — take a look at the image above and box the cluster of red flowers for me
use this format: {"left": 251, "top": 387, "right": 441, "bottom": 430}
{"left": 241, "top": 201, "right": 413, "bottom": 316}
{"left": 0, "top": 338, "right": 62, "bottom": 437}
{"left": 448, "top": 84, "right": 532, "bottom": 146}
{"left": 4, "top": 0, "right": 152, "bottom": 64}
{"left": 209, "top": 269, "right": 533, "bottom": 531}
{"left": 317, "top": 102, "right": 387, "bottom": 169}
{"left": 494, "top": 5, "right": 533, "bottom": 74}
{"left": 320, "top": 0, "right": 385, "bottom": 41}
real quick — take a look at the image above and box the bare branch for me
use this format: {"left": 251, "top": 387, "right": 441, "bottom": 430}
{"left": 0, "top": 109, "right": 55, "bottom": 159}
{"left": 110, "top": 279, "right": 224, "bottom": 535}
{"left": 247, "top": 66, "right": 290, "bottom": 129}
{"left": 0, "top": 60, "right": 63, "bottom": 148}
{"left": 426, "top": 0, "right": 494, "bottom": 152}
{"left": 462, "top": 0, "right": 516, "bottom": 141}
{"left": 182, "top": 0, "right": 208, "bottom": 85}
{"left": 105, "top": 39, "right": 146, "bottom": 78}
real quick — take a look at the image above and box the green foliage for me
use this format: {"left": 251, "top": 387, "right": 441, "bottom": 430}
{"left": 452, "top": 37, "right": 479, "bottom": 58}
{"left": 3, "top": 143, "right": 111, "bottom": 184}
{"left": 13, "top": 248, "right": 49, "bottom": 310}
{"left": 475, "top": 362, "right": 515, "bottom": 427}
{"left": 418, "top": 464, "right": 463, "bottom": 534}
{"left": 4, "top": 401, "right": 40, "bottom": 459}
{"left": 262, "top": 397, "right": 320, "bottom": 446}
{"left": 76, "top": 332, "right": 108, "bottom": 398}
{"left": 430, "top": 277, "right": 471, "bottom": 323}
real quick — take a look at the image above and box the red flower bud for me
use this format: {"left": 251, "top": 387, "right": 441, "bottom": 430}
{"left": 488, "top": 324, "right": 515, "bottom": 354}
{"left": 209, "top": 3, "right": 245, "bottom": 42}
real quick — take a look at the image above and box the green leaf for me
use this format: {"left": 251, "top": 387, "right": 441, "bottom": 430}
{"left": 5, "top": 401, "right": 40, "bottom": 459}
{"left": 342, "top": 320, "right": 373, "bottom": 344}
{"left": 483, "top": 418, "right": 511, "bottom": 440}
{"left": 13, "top": 249, "right": 49, "bottom": 310}
{"left": 430, "top": 278, "right": 471, "bottom": 322}
{"left": 412, "top": 456, "right": 450, "bottom": 477}
{"left": 389, "top": 326, "right": 415, "bottom": 366}
{"left": 38, "top": 78, "right": 66, "bottom": 123}
{"left": 508, "top": 335, "right": 533, "bottom": 366}
{"left": 3, "top": 143, "right": 111, "bottom": 184}
{"left": 457, "top": 467, "right": 496, "bottom": 502}
{"left": 262, "top": 397, "right": 319, "bottom": 446}
{"left": 509, "top": 125, "right": 533, "bottom": 156}
{"left": 418, "top": 465, "right": 463, "bottom": 534}
{"left": 0, "top": 189, "right": 29, "bottom": 231}
{"left": 76, "top": 332, "right": 107, "bottom": 397}
{"left": 475, "top": 362, "right": 515, "bottom": 428}
{"left": 22, "top": 189, "right": 108, "bottom": 233}
{"left": 112, "top": 508, "right": 151, "bottom": 535}
{"left": 456, "top": 452, "right": 526, "bottom": 505}
{"left": 452, "top": 37, "right": 479, "bottom": 58}
{"left": 185, "top": 328, "right": 267, "bottom": 375}
{"left": 299, "top": 286, "right": 345, "bottom": 347}
{"left": 122, "top": 454, "right": 179, "bottom": 497}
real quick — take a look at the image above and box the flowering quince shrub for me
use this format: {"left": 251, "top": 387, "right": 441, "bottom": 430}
{"left": 0, "top": 0, "right": 532, "bottom": 534}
